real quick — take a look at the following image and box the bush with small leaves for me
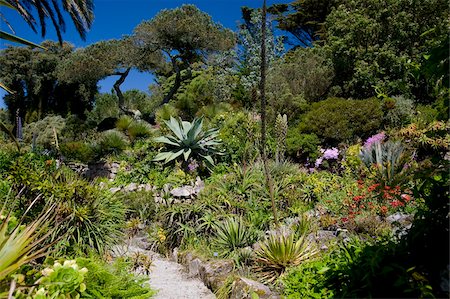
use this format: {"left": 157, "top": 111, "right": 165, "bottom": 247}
{"left": 298, "top": 97, "right": 383, "bottom": 145}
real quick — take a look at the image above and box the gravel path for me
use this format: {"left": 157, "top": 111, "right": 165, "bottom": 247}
{"left": 113, "top": 244, "right": 216, "bottom": 299}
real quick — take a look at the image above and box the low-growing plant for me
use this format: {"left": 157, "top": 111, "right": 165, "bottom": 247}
{"left": 254, "top": 227, "right": 317, "bottom": 283}
{"left": 76, "top": 257, "right": 155, "bottom": 298}
{"left": 94, "top": 130, "right": 129, "bottom": 157}
{"left": 213, "top": 217, "right": 256, "bottom": 257}
{"left": 21, "top": 260, "right": 89, "bottom": 299}
{"left": 120, "top": 190, "right": 156, "bottom": 223}
{"left": 282, "top": 258, "right": 334, "bottom": 299}
{"left": 60, "top": 141, "right": 95, "bottom": 163}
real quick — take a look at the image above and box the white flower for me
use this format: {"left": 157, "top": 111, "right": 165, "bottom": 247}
{"left": 41, "top": 268, "right": 54, "bottom": 276}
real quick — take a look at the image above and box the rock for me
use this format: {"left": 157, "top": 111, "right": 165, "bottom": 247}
{"left": 230, "top": 277, "right": 279, "bottom": 299}
{"left": 188, "top": 258, "right": 202, "bottom": 277}
{"left": 386, "top": 213, "right": 413, "bottom": 225}
{"left": 171, "top": 247, "right": 179, "bottom": 263}
{"left": 145, "top": 184, "right": 152, "bottom": 192}
{"left": 109, "top": 187, "right": 121, "bottom": 194}
{"left": 198, "top": 259, "right": 234, "bottom": 291}
{"left": 193, "top": 177, "right": 205, "bottom": 194}
{"left": 171, "top": 186, "right": 195, "bottom": 197}
{"left": 124, "top": 183, "right": 138, "bottom": 192}
{"left": 98, "top": 182, "right": 106, "bottom": 189}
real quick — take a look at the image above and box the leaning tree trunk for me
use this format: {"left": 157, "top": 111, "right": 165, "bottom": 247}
{"left": 113, "top": 67, "right": 135, "bottom": 116}
{"left": 260, "top": 0, "right": 279, "bottom": 227}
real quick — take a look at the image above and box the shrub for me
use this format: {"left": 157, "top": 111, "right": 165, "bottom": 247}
{"left": 76, "top": 257, "right": 155, "bottom": 298}
{"left": 116, "top": 115, "right": 134, "bottom": 132}
{"left": 298, "top": 97, "right": 383, "bottom": 145}
{"left": 23, "top": 115, "right": 66, "bottom": 150}
{"left": 50, "top": 170, "right": 126, "bottom": 254}
{"left": 286, "top": 130, "right": 321, "bottom": 162}
{"left": 5, "top": 157, "right": 126, "bottom": 255}
{"left": 94, "top": 130, "right": 128, "bottom": 157}
{"left": 155, "top": 103, "right": 179, "bottom": 125}
{"left": 127, "top": 121, "right": 152, "bottom": 142}
{"left": 382, "top": 95, "right": 415, "bottom": 128}
{"left": 209, "top": 110, "right": 259, "bottom": 163}
{"left": 60, "top": 141, "right": 95, "bottom": 163}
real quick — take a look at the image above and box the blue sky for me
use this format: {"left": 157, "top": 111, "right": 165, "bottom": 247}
{"left": 0, "top": 0, "right": 285, "bottom": 107}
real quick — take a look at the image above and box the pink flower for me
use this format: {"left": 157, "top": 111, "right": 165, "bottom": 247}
{"left": 364, "top": 132, "right": 386, "bottom": 149}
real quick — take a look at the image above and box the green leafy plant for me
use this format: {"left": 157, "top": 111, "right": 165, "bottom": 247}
{"left": 298, "top": 97, "right": 383, "bottom": 145}
{"left": 153, "top": 117, "right": 221, "bottom": 168}
{"left": 213, "top": 217, "right": 255, "bottom": 257}
{"left": 29, "top": 260, "right": 88, "bottom": 299}
{"left": 76, "top": 257, "right": 155, "bottom": 298}
{"left": 282, "top": 258, "right": 334, "bottom": 299}
{"left": 60, "top": 141, "right": 95, "bottom": 163}
{"left": 254, "top": 227, "right": 317, "bottom": 283}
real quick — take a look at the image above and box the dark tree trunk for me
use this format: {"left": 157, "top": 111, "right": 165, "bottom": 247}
{"left": 113, "top": 67, "right": 135, "bottom": 116}
{"left": 162, "top": 55, "right": 182, "bottom": 105}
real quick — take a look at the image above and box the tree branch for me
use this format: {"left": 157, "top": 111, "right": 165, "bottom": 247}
{"left": 113, "top": 67, "right": 134, "bottom": 116}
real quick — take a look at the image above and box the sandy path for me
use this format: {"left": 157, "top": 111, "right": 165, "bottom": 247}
{"left": 113, "top": 244, "right": 216, "bottom": 299}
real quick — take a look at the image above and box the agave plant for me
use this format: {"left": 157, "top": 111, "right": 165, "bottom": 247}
{"left": 153, "top": 117, "right": 221, "bottom": 168}
{"left": 255, "top": 227, "right": 317, "bottom": 283}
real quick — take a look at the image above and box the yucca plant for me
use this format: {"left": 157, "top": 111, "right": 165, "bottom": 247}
{"left": 255, "top": 227, "right": 317, "bottom": 283}
{"left": 0, "top": 195, "right": 56, "bottom": 288}
{"left": 213, "top": 217, "right": 255, "bottom": 257}
{"left": 153, "top": 117, "right": 221, "bottom": 168}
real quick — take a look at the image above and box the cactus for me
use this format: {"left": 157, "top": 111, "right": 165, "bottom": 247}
{"left": 275, "top": 114, "right": 288, "bottom": 163}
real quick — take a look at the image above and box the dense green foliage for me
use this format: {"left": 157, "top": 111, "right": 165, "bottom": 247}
{"left": 298, "top": 97, "right": 383, "bottom": 145}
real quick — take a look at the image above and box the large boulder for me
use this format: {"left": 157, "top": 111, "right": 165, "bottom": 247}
{"left": 198, "top": 259, "right": 234, "bottom": 291}
{"left": 230, "top": 277, "right": 280, "bottom": 299}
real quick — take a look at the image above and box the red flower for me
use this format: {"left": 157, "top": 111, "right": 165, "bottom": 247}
{"left": 390, "top": 200, "right": 405, "bottom": 208}
{"left": 384, "top": 185, "right": 391, "bottom": 190}
{"left": 380, "top": 206, "right": 388, "bottom": 214}
{"left": 401, "top": 194, "right": 412, "bottom": 202}
{"left": 367, "top": 183, "right": 380, "bottom": 192}
{"left": 341, "top": 217, "right": 349, "bottom": 222}
{"left": 353, "top": 195, "right": 364, "bottom": 202}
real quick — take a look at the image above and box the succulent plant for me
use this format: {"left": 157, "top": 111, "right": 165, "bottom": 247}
{"left": 153, "top": 117, "right": 221, "bottom": 168}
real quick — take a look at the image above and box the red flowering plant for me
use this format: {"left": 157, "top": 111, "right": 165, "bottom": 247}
{"left": 340, "top": 179, "right": 415, "bottom": 224}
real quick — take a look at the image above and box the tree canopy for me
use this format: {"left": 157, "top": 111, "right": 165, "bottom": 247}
{"left": 133, "top": 5, "right": 235, "bottom": 104}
